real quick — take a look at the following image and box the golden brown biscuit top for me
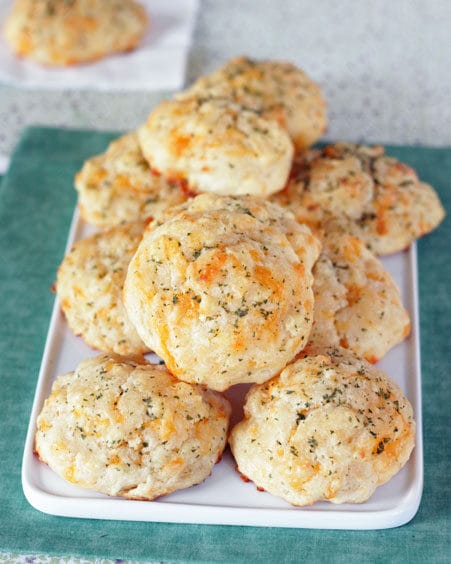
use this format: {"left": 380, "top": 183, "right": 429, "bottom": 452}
{"left": 310, "top": 232, "right": 410, "bottom": 362}
{"left": 179, "top": 56, "right": 327, "bottom": 149}
{"left": 124, "top": 199, "right": 320, "bottom": 390}
{"left": 138, "top": 97, "right": 294, "bottom": 197}
{"left": 183, "top": 56, "right": 322, "bottom": 109}
{"left": 74, "top": 132, "right": 187, "bottom": 228}
{"left": 229, "top": 345, "right": 415, "bottom": 505}
{"left": 153, "top": 193, "right": 321, "bottom": 263}
{"left": 35, "top": 354, "right": 231, "bottom": 499}
{"left": 272, "top": 142, "right": 445, "bottom": 254}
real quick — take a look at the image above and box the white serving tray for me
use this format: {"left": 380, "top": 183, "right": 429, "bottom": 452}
{"left": 22, "top": 210, "right": 423, "bottom": 529}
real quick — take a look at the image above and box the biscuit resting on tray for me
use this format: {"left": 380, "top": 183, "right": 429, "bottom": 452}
{"left": 56, "top": 221, "right": 149, "bottom": 355}
{"left": 179, "top": 56, "right": 327, "bottom": 150}
{"left": 75, "top": 132, "right": 187, "bottom": 228}
{"left": 4, "top": 0, "right": 148, "bottom": 66}
{"left": 138, "top": 97, "right": 294, "bottom": 197}
{"left": 35, "top": 354, "right": 231, "bottom": 500}
{"left": 229, "top": 345, "right": 415, "bottom": 506}
{"left": 124, "top": 195, "right": 320, "bottom": 391}
{"left": 271, "top": 142, "right": 445, "bottom": 255}
{"left": 311, "top": 232, "right": 410, "bottom": 362}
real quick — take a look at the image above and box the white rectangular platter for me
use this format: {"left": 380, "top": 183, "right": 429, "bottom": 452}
{"left": 22, "top": 210, "right": 423, "bottom": 530}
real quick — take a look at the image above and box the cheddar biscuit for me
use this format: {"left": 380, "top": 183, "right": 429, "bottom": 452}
{"left": 35, "top": 354, "right": 231, "bottom": 500}
{"left": 124, "top": 199, "right": 320, "bottom": 390}
{"left": 180, "top": 56, "right": 327, "bottom": 149}
{"left": 272, "top": 143, "right": 445, "bottom": 254}
{"left": 56, "top": 221, "right": 148, "bottom": 355}
{"left": 229, "top": 346, "right": 415, "bottom": 506}
{"left": 138, "top": 97, "right": 294, "bottom": 197}
{"left": 311, "top": 233, "right": 410, "bottom": 362}
{"left": 4, "top": 0, "right": 148, "bottom": 66}
{"left": 75, "top": 132, "right": 187, "bottom": 228}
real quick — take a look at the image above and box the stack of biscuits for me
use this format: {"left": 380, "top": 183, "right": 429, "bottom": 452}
{"left": 36, "top": 56, "right": 445, "bottom": 506}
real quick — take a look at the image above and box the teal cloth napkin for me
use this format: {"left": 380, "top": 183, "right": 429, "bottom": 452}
{"left": 0, "top": 127, "right": 449, "bottom": 563}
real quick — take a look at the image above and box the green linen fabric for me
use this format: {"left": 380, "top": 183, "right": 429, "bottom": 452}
{"left": 0, "top": 127, "right": 449, "bottom": 564}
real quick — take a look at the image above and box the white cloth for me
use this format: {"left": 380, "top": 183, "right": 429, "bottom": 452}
{"left": 0, "top": 0, "right": 199, "bottom": 91}
{"left": 0, "top": 153, "right": 9, "bottom": 174}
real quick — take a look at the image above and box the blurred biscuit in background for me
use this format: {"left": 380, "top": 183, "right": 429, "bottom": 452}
{"left": 4, "top": 0, "right": 148, "bottom": 66}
